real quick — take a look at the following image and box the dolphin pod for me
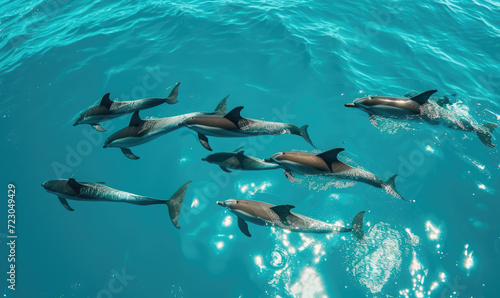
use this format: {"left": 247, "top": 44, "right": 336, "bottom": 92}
{"left": 74, "top": 83, "right": 180, "bottom": 132}
{"left": 42, "top": 178, "right": 191, "bottom": 229}
{"left": 345, "top": 89, "right": 498, "bottom": 147}
{"left": 217, "top": 199, "right": 365, "bottom": 239}
{"left": 44, "top": 84, "right": 496, "bottom": 241}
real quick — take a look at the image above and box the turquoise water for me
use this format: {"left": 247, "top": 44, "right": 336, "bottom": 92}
{"left": 1, "top": 0, "right": 500, "bottom": 297}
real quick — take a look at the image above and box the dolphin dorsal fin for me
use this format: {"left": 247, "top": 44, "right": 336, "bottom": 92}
{"left": 214, "top": 95, "right": 229, "bottom": 115}
{"left": 67, "top": 178, "right": 84, "bottom": 194}
{"left": 129, "top": 111, "right": 144, "bottom": 127}
{"left": 317, "top": 148, "right": 345, "bottom": 167}
{"left": 270, "top": 205, "right": 295, "bottom": 225}
{"left": 224, "top": 106, "right": 244, "bottom": 127}
{"left": 410, "top": 89, "right": 437, "bottom": 105}
{"left": 100, "top": 93, "right": 113, "bottom": 109}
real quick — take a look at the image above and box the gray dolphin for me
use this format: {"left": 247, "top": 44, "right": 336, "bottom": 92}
{"left": 42, "top": 178, "right": 191, "bottom": 228}
{"left": 202, "top": 149, "right": 281, "bottom": 172}
{"left": 345, "top": 89, "right": 497, "bottom": 147}
{"left": 74, "top": 83, "right": 180, "bottom": 132}
{"left": 265, "top": 148, "right": 405, "bottom": 200}
{"left": 103, "top": 96, "right": 228, "bottom": 159}
{"left": 217, "top": 199, "right": 365, "bottom": 239}
{"left": 181, "top": 106, "right": 315, "bottom": 151}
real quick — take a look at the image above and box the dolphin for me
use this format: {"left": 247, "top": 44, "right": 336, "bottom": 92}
{"left": 103, "top": 96, "right": 228, "bottom": 159}
{"left": 74, "top": 83, "right": 180, "bottom": 132}
{"left": 217, "top": 199, "right": 365, "bottom": 239}
{"left": 42, "top": 178, "right": 191, "bottom": 228}
{"left": 345, "top": 89, "right": 497, "bottom": 147}
{"left": 180, "top": 106, "right": 315, "bottom": 151}
{"left": 202, "top": 149, "right": 281, "bottom": 172}
{"left": 264, "top": 148, "right": 405, "bottom": 200}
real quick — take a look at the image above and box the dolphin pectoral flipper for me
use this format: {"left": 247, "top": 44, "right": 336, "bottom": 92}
{"left": 220, "top": 165, "right": 232, "bottom": 173}
{"left": 121, "top": 148, "right": 140, "bottom": 160}
{"left": 165, "top": 181, "right": 192, "bottom": 229}
{"left": 214, "top": 95, "right": 229, "bottom": 115}
{"left": 58, "top": 197, "right": 74, "bottom": 211}
{"left": 410, "top": 89, "right": 438, "bottom": 105}
{"left": 284, "top": 170, "right": 295, "bottom": 182}
{"left": 224, "top": 106, "right": 245, "bottom": 128}
{"left": 165, "top": 82, "right": 180, "bottom": 104}
{"left": 91, "top": 124, "right": 107, "bottom": 132}
{"left": 238, "top": 217, "right": 252, "bottom": 237}
{"left": 67, "top": 178, "right": 84, "bottom": 194}
{"left": 270, "top": 205, "right": 295, "bottom": 226}
{"left": 198, "top": 133, "right": 213, "bottom": 151}
{"left": 99, "top": 93, "right": 113, "bottom": 109}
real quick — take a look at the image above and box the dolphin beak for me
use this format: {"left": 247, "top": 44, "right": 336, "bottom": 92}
{"left": 344, "top": 103, "right": 356, "bottom": 108}
{"left": 216, "top": 201, "right": 226, "bottom": 207}
{"left": 201, "top": 158, "right": 207, "bottom": 161}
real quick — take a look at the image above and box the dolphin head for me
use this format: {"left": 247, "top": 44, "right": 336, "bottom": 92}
{"left": 73, "top": 111, "right": 86, "bottom": 126}
{"left": 42, "top": 179, "right": 67, "bottom": 193}
{"left": 344, "top": 96, "right": 376, "bottom": 112}
{"left": 217, "top": 199, "right": 245, "bottom": 211}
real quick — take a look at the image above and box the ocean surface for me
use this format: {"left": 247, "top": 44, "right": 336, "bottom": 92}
{"left": 1, "top": 0, "right": 499, "bottom": 297}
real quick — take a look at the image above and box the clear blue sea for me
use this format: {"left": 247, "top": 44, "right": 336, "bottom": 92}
{"left": 1, "top": 0, "right": 499, "bottom": 297}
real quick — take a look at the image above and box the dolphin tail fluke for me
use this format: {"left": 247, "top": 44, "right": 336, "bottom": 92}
{"left": 476, "top": 123, "right": 497, "bottom": 147}
{"left": 351, "top": 211, "right": 365, "bottom": 240}
{"left": 384, "top": 174, "right": 406, "bottom": 201}
{"left": 299, "top": 125, "right": 315, "bottom": 148}
{"left": 165, "top": 181, "right": 192, "bottom": 229}
{"left": 165, "top": 82, "right": 180, "bottom": 104}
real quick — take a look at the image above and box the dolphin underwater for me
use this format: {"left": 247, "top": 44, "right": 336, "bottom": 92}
{"left": 265, "top": 148, "right": 405, "bottom": 200}
{"left": 202, "top": 149, "right": 281, "bottom": 172}
{"left": 180, "top": 106, "right": 315, "bottom": 151}
{"left": 74, "top": 83, "right": 180, "bottom": 132}
{"left": 104, "top": 96, "right": 228, "bottom": 159}
{"left": 42, "top": 178, "right": 191, "bottom": 228}
{"left": 217, "top": 199, "right": 365, "bottom": 239}
{"left": 345, "top": 89, "right": 497, "bottom": 147}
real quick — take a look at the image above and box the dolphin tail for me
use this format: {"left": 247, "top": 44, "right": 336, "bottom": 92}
{"left": 383, "top": 174, "right": 406, "bottom": 201}
{"left": 476, "top": 123, "right": 497, "bottom": 147}
{"left": 339, "top": 211, "right": 365, "bottom": 240}
{"left": 165, "top": 181, "right": 192, "bottom": 228}
{"left": 299, "top": 125, "right": 316, "bottom": 148}
{"left": 165, "top": 82, "right": 180, "bottom": 104}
